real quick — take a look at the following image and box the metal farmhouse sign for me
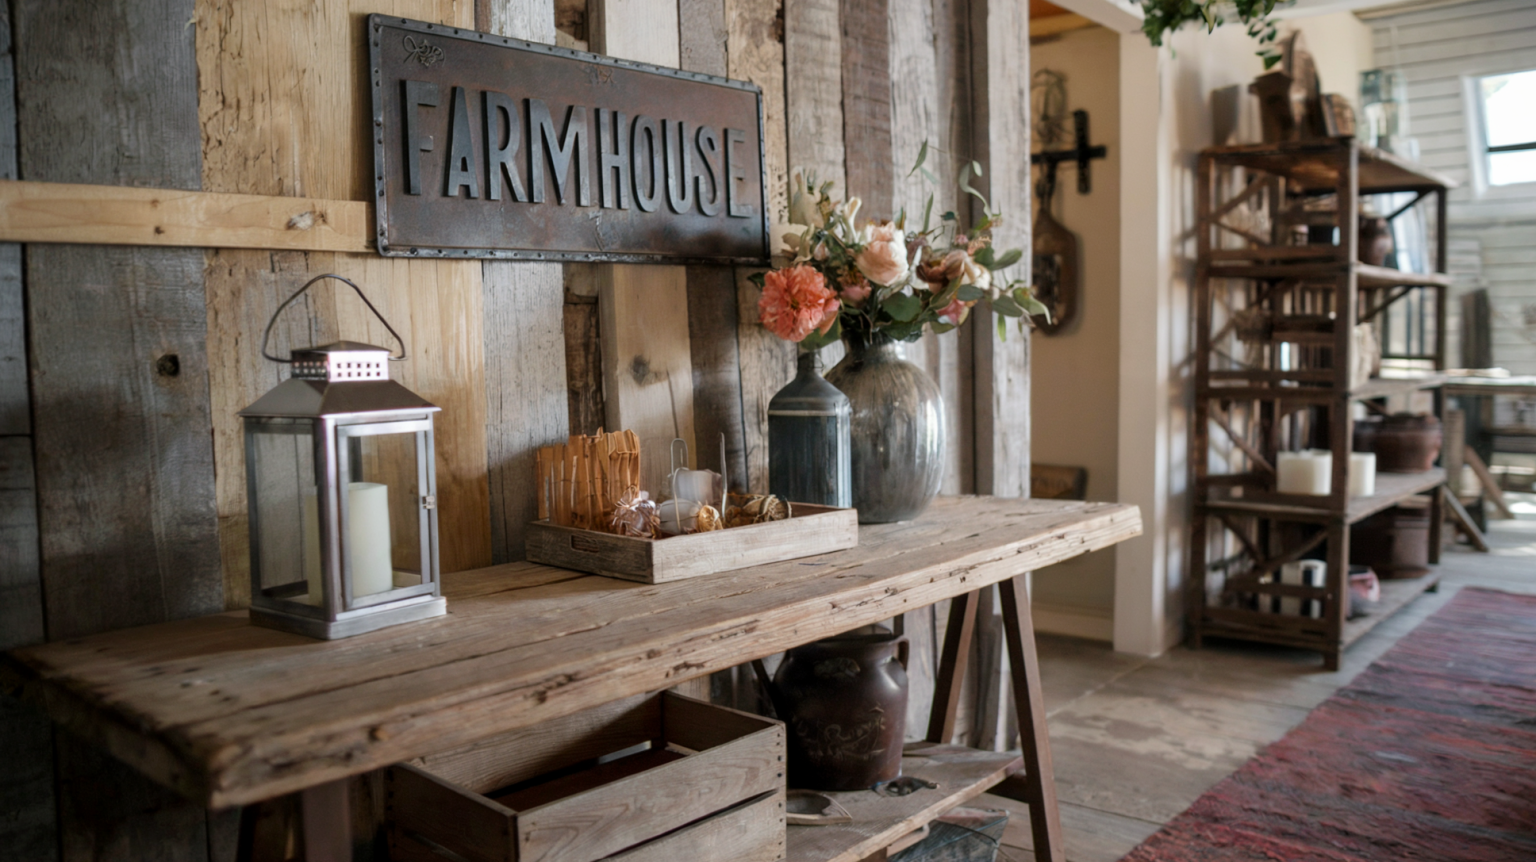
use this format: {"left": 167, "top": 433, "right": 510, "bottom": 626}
{"left": 369, "top": 15, "right": 770, "bottom": 263}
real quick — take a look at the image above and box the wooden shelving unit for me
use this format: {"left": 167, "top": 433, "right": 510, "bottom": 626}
{"left": 1189, "top": 139, "right": 1453, "bottom": 670}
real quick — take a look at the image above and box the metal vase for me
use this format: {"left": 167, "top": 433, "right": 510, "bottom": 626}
{"left": 769, "top": 351, "right": 853, "bottom": 507}
{"left": 824, "top": 330, "right": 945, "bottom": 524}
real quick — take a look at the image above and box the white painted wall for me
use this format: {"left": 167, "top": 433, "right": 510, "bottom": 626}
{"left": 1028, "top": 25, "right": 1122, "bottom": 642}
{"left": 1365, "top": 0, "right": 1536, "bottom": 373}
{"left": 1115, "top": 23, "right": 1266, "bottom": 656}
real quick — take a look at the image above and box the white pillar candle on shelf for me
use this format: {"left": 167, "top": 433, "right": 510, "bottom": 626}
{"left": 1349, "top": 452, "right": 1377, "bottom": 498}
{"left": 347, "top": 481, "right": 395, "bottom": 599}
{"left": 1276, "top": 450, "right": 1332, "bottom": 495}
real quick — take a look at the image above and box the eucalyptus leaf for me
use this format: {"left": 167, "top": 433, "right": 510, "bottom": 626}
{"left": 992, "top": 294, "right": 1025, "bottom": 317}
{"left": 930, "top": 321, "right": 956, "bottom": 335}
{"left": 973, "top": 246, "right": 996, "bottom": 267}
{"left": 956, "top": 284, "right": 985, "bottom": 302}
{"left": 996, "top": 313, "right": 1008, "bottom": 341}
{"left": 908, "top": 140, "right": 930, "bottom": 177}
{"left": 883, "top": 292, "right": 922, "bottom": 322}
{"left": 988, "top": 248, "right": 1023, "bottom": 270}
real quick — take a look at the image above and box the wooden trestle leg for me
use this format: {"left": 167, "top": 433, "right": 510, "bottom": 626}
{"left": 927, "top": 590, "right": 980, "bottom": 743}
{"left": 986, "top": 577, "right": 1066, "bottom": 862}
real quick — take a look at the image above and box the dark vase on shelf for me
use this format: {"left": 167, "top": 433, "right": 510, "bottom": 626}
{"left": 1358, "top": 215, "right": 1394, "bottom": 267}
{"left": 769, "top": 625, "right": 909, "bottom": 791}
{"left": 824, "top": 329, "right": 945, "bottom": 524}
{"left": 768, "top": 351, "right": 852, "bottom": 508}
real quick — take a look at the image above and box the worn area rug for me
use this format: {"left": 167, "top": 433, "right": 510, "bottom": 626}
{"left": 1122, "top": 587, "right": 1536, "bottom": 861}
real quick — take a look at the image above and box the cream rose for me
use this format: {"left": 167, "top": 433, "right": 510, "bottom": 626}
{"left": 854, "top": 223, "right": 910, "bottom": 287}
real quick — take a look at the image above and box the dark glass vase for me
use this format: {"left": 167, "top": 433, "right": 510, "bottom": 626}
{"left": 824, "top": 330, "right": 945, "bottom": 523}
{"left": 768, "top": 351, "right": 852, "bottom": 507}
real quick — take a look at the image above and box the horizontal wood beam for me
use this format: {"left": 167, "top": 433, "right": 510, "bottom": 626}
{"left": 0, "top": 179, "right": 370, "bottom": 252}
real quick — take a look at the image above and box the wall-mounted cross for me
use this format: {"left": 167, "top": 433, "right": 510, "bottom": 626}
{"left": 1030, "top": 109, "right": 1107, "bottom": 195}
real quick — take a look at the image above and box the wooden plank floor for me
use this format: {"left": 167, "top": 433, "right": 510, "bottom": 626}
{"left": 978, "top": 514, "right": 1536, "bottom": 861}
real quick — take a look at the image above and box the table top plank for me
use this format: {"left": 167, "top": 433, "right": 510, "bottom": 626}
{"left": 1, "top": 497, "right": 1140, "bottom": 808}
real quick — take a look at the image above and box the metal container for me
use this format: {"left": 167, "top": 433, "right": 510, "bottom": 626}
{"left": 770, "top": 625, "right": 909, "bottom": 791}
{"left": 825, "top": 331, "right": 946, "bottom": 524}
{"left": 768, "top": 351, "right": 852, "bottom": 508}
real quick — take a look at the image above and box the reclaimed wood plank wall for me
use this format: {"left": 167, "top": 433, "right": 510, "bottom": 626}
{"left": 0, "top": 0, "right": 1028, "bottom": 856}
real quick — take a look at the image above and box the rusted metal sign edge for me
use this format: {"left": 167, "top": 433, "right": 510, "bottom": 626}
{"left": 368, "top": 15, "right": 772, "bottom": 265}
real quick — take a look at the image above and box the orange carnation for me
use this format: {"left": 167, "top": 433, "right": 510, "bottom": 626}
{"left": 758, "top": 264, "right": 841, "bottom": 342}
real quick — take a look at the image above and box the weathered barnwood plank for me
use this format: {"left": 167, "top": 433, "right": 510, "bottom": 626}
{"left": 685, "top": 265, "right": 749, "bottom": 489}
{"left": 0, "top": 11, "right": 54, "bottom": 859}
{"left": 785, "top": 0, "right": 847, "bottom": 195}
{"left": 969, "top": 0, "right": 1031, "bottom": 500}
{"left": 838, "top": 0, "right": 893, "bottom": 221}
{"left": 15, "top": 1, "right": 222, "bottom": 859}
{"left": 196, "top": 0, "right": 492, "bottom": 584}
{"left": 480, "top": 0, "right": 569, "bottom": 565}
{"left": 0, "top": 180, "right": 370, "bottom": 252}
{"left": 678, "top": 0, "right": 728, "bottom": 77}
{"left": 2, "top": 497, "right": 1140, "bottom": 808}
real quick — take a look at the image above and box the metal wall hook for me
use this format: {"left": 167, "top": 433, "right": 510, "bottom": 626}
{"left": 260, "top": 273, "right": 408, "bottom": 363}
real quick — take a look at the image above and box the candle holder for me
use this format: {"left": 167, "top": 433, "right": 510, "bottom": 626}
{"left": 240, "top": 274, "right": 445, "bottom": 639}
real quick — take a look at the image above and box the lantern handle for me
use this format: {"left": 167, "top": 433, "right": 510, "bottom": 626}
{"left": 260, "top": 273, "right": 408, "bottom": 363}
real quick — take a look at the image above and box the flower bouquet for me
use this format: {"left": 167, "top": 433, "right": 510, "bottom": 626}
{"left": 754, "top": 144, "right": 1049, "bottom": 349}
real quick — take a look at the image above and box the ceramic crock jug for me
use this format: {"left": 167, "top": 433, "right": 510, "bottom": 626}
{"left": 768, "top": 625, "right": 909, "bottom": 791}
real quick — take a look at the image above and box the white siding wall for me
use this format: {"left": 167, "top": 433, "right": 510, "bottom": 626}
{"left": 1369, "top": 0, "right": 1536, "bottom": 373}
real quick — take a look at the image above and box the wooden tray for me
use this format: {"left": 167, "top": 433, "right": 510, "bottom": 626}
{"left": 525, "top": 503, "right": 858, "bottom": 583}
{"left": 387, "top": 692, "right": 786, "bottom": 862}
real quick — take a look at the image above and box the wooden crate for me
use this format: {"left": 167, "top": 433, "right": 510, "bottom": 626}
{"left": 386, "top": 692, "right": 786, "bottom": 862}
{"left": 525, "top": 503, "right": 857, "bottom": 583}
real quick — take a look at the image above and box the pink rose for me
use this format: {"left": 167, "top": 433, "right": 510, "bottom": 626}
{"left": 840, "top": 272, "right": 872, "bottom": 306}
{"left": 854, "top": 223, "right": 910, "bottom": 287}
{"left": 937, "top": 297, "right": 970, "bottom": 325}
{"left": 758, "top": 265, "right": 841, "bottom": 342}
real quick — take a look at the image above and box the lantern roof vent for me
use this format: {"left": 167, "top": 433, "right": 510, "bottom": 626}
{"left": 291, "top": 341, "right": 393, "bottom": 382}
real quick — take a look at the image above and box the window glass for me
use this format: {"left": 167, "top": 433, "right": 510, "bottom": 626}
{"left": 1480, "top": 69, "right": 1536, "bottom": 186}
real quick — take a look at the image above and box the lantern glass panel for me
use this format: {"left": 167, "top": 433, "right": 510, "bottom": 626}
{"left": 248, "top": 421, "right": 325, "bottom": 609}
{"left": 336, "top": 422, "right": 430, "bottom": 609}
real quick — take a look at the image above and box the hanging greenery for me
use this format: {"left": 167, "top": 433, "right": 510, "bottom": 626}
{"left": 1139, "top": 0, "right": 1290, "bottom": 69}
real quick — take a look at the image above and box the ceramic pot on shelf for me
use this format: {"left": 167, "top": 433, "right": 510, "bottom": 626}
{"left": 1372, "top": 413, "right": 1442, "bottom": 473}
{"left": 1358, "top": 216, "right": 1394, "bottom": 267}
{"left": 824, "top": 330, "right": 945, "bottom": 524}
{"left": 767, "top": 625, "right": 909, "bottom": 791}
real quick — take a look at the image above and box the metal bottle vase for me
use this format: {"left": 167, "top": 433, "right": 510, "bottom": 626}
{"left": 768, "top": 351, "right": 853, "bottom": 507}
{"left": 824, "top": 331, "right": 946, "bottom": 523}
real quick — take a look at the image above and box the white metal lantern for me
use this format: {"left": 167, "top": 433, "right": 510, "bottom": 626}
{"left": 241, "top": 274, "right": 445, "bottom": 639}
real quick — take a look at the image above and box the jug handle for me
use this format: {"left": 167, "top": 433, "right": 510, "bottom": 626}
{"left": 895, "top": 636, "right": 910, "bottom": 671}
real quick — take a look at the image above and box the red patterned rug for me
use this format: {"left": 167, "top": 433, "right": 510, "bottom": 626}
{"left": 1122, "top": 587, "right": 1536, "bottom": 862}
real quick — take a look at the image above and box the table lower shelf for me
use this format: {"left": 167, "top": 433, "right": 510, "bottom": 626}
{"left": 785, "top": 743, "right": 1021, "bottom": 862}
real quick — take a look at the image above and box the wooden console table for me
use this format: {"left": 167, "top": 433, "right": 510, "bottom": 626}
{"left": 1, "top": 497, "right": 1141, "bottom": 862}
